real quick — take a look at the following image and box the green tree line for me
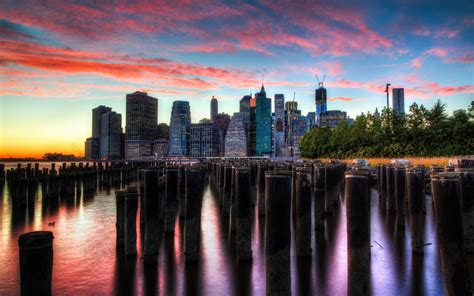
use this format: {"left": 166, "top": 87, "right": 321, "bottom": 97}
{"left": 300, "top": 100, "right": 474, "bottom": 158}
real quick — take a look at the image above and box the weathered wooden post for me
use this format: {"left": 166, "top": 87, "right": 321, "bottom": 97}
{"left": 431, "top": 173, "right": 469, "bottom": 295}
{"left": 257, "top": 163, "right": 268, "bottom": 217}
{"left": 222, "top": 165, "right": 232, "bottom": 217}
{"left": 178, "top": 165, "right": 186, "bottom": 218}
{"left": 144, "top": 170, "right": 160, "bottom": 260}
{"left": 346, "top": 171, "right": 371, "bottom": 296}
{"left": 18, "top": 231, "right": 54, "bottom": 296}
{"left": 406, "top": 167, "right": 426, "bottom": 254}
{"left": 184, "top": 167, "right": 202, "bottom": 262}
{"left": 314, "top": 164, "right": 326, "bottom": 231}
{"left": 125, "top": 187, "right": 138, "bottom": 256}
{"left": 459, "top": 171, "right": 474, "bottom": 254}
{"left": 235, "top": 166, "right": 252, "bottom": 260}
{"left": 265, "top": 171, "right": 291, "bottom": 296}
{"left": 115, "top": 190, "right": 127, "bottom": 248}
{"left": 296, "top": 167, "right": 312, "bottom": 256}
{"left": 394, "top": 166, "right": 406, "bottom": 229}
{"left": 386, "top": 165, "right": 396, "bottom": 212}
{"left": 165, "top": 168, "right": 179, "bottom": 233}
{"left": 325, "top": 164, "right": 339, "bottom": 215}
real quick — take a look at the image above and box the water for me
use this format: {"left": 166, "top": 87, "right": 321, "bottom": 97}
{"left": 0, "top": 165, "right": 449, "bottom": 295}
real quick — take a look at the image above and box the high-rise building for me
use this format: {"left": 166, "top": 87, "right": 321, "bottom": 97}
{"left": 100, "top": 111, "right": 122, "bottom": 159}
{"left": 214, "top": 113, "right": 231, "bottom": 156}
{"left": 255, "top": 85, "right": 272, "bottom": 156}
{"left": 168, "top": 101, "right": 191, "bottom": 157}
{"left": 125, "top": 91, "right": 158, "bottom": 159}
{"left": 306, "top": 112, "right": 316, "bottom": 130}
{"left": 315, "top": 84, "right": 328, "bottom": 126}
{"left": 157, "top": 123, "right": 169, "bottom": 139}
{"left": 225, "top": 113, "right": 248, "bottom": 157}
{"left": 289, "top": 115, "right": 308, "bottom": 157}
{"left": 392, "top": 88, "right": 405, "bottom": 115}
{"left": 190, "top": 122, "right": 219, "bottom": 157}
{"left": 86, "top": 105, "right": 112, "bottom": 159}
{"left": 274, "top": 94, "right": 285, "bottom": 157}
{"left": 320, "top": 110, "right": 347, "bottom": 128}
{"left": 153, "top": 139, "right": 169, "bottom": 157}
{"left": 239, "top": 95, "right": 251, "bottom": 130}
{"left": 211, "top": 96, "right": 218, "bottom": 123}
{"left": 92, "top": 105, "right": 112, "bottom": 139}
{"left": 84, "top": 137, "right": 99, "bottom": 160}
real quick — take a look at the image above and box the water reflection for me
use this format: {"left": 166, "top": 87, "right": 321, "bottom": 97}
{"left": 0, "top": 170, "right": 455, "bottom": 295}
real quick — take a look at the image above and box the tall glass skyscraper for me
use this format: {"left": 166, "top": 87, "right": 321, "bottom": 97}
{"left": 392, "top": 88, "right": 405, "bottom": 115}
{"left": 255, "top": 85, "right": 272, "bottom": 156}
{"left": 125, "top": 91, "right": 158, "bottom": 159}
{"left": 225, "top": 113, "right": 247, "bottom": 157}
{"left": 273, "top": 94, "right": 285, "bottom": 157}
{"left": 100, "top": 111, "right": 122, "bottom": 159}
{"left": 168, "top": 100, "right": 191, "bottom": 157}
{"left": 315, "top": 85, "right": 327, "bottom": 126}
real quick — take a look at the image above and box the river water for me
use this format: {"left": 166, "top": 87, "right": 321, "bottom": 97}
{"left": 0, "top": 163, "right": 449, "bottom": 295}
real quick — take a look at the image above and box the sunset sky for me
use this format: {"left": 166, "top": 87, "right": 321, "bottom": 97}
{"left": 0, "top": 1, "right": 473, "bottom": 158}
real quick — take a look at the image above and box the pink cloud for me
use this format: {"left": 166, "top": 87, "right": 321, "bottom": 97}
{"left": 410, "top": 58, "right": 423, "bottom": 68}
{"left": 424, "top": 48, "right": 449, "bottom": 57}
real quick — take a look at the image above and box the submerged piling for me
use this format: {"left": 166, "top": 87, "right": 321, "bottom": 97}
{"left": 325, "top": 164, "right": 339, "bottom": 216}
{"left": 144, "top": 170, "right": 160, "bottom": 259}
{"left": 314, "top": 165, "right": 326, "bottom": 231}
{"left": 222, "top": 166, "right": 232, "bottom": 217}
{"left": 431, "top": 173, "right": 468, "bottom": 295}
{"left": 406, "top": 167, "right": 426, "bottom": 254}
{"left": 296, "top": 167, "right": 312, "bottom": 257}
{"left": 235, "top": 166, "right": 252, "bottom": 260}
{"left": 459, "top": 171, "right": 474, "bottom": 254}
{"left": 115, "top": 190, "right": 127, "bottom": 248}
{"left": 124, "top": 187, "right": 138, "bottom": 256}
{"left": 265, "top": 171, "right": 291, "bottom": 296}
{"left": 345, "top": 171, "right": 371, "bottom": 296}
{"left": 165, "top": 168, "right": 179, "bottom": 233}
{"left": 257, "top": 163, "right": 267, "bottom": 217}
{"left": 184, "top": 167, "right": 202, "bottom": 262}
{"left": 386, "top": 165, "right": 396, "bottom": 212}
{"left": 394, "top": 166, "right": 406, "bottom": 229}
{"left": 18, "top": 231, "right": 54, "bottom": 296}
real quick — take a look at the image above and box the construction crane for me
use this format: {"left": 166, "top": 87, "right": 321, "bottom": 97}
{"left": 316, "top": 74, "right": 326, "bottom": 88}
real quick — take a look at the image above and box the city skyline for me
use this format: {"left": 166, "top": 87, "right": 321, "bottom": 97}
{"left": 1, "top": 1, "right": 473, "bottom": 158}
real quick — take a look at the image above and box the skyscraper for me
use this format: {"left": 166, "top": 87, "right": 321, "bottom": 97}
{"left": 315, "top": 84, "right": 327, "bottom": 126}
{"left": 100, "top": 111, "right": 122, "bottom": 159}
{"left": 255, "top": 85, "right": 272, "bottom": 156}
{"left": 392, "top": 88, "right": 405, "bottom": 115}
{"left": 225, "top": 113, "right": 248, "bottom": 157}
{"left": 210, "top": 96, "right": 218, "bottom": 123}
{"left": 320, "top": 110, "right": 347, "bottom": 128}
{"left": 274, "top": 94, "right": 285, "bottom": 157}
{"left": 125, "top": 91, "right": 158, "bottom": 159}
{"left": 214, "top": 113, "right": 231, "bottom": 156}
{"left": 92, "top": 105, "right": 112, "bottom": 139}
{"left": 168, "top": 101, "right": 191, "bottom": 157}
{"left": 190, "top": 122, "right": 219, "bottom": 157}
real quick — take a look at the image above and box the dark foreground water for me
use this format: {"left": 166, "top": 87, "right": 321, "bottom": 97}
{"left": 0, "top": 163, "right": 452, "bottom": 295}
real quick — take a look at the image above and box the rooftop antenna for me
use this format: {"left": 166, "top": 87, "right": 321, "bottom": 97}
{"left": 293, "top": 91, "right": 296, "bottom": 102}
{"left": 316, "top": 73, "right": 326, "bottom": 88}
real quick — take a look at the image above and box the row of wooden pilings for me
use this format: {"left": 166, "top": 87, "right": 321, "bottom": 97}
{"left": 377, "top": 164, "right": 473, "bottom": 295}
{"left": 13, "top": 159, "right": 473, "bottom": 295}
{"left": 210, "top": 160, "right": 348, "bottom": 295}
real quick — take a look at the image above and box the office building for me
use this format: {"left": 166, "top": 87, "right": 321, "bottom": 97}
{"left": 211, "top": 96, "right": 218, "bottom": 123}
{"left": 84, "top": 137, "right": 99, "bottom": 160}
{"left": 225, "top": 113, "right": 248, "bottom": 157}
{"left": 274, "top": 94, "right": 285, "bottom": 157}
{"left": 153, "top": 139, "right": 169, "bottom": 158}
{"left": 168, "top": 101, "right": 191, "bottom": 157}
{"left": 190, "top": 122, "right": 219, "bottom": 157}
{"left": 306, "top": 112, "right": 316, "bottom": 130}
{"left": 214, "top": 113, "right": 230, "bottom": 156}
{"left": 392, "top": 88, "right": 405, "bottom": 115}
{"left": 157, "top": 123, "right": 169, "bottom": 139}
{"left": 100, "top": 111, "right": 122, "bottom": 159}
{"left": 125, "top": 91, "right": 158, "bottom": 159}
{"left": 320, "top": 110, "right": 347, "bottom": 128}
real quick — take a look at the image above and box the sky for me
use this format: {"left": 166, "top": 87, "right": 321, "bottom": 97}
{"left": 0, "top": 0, "right": 473, "bottom": 158}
